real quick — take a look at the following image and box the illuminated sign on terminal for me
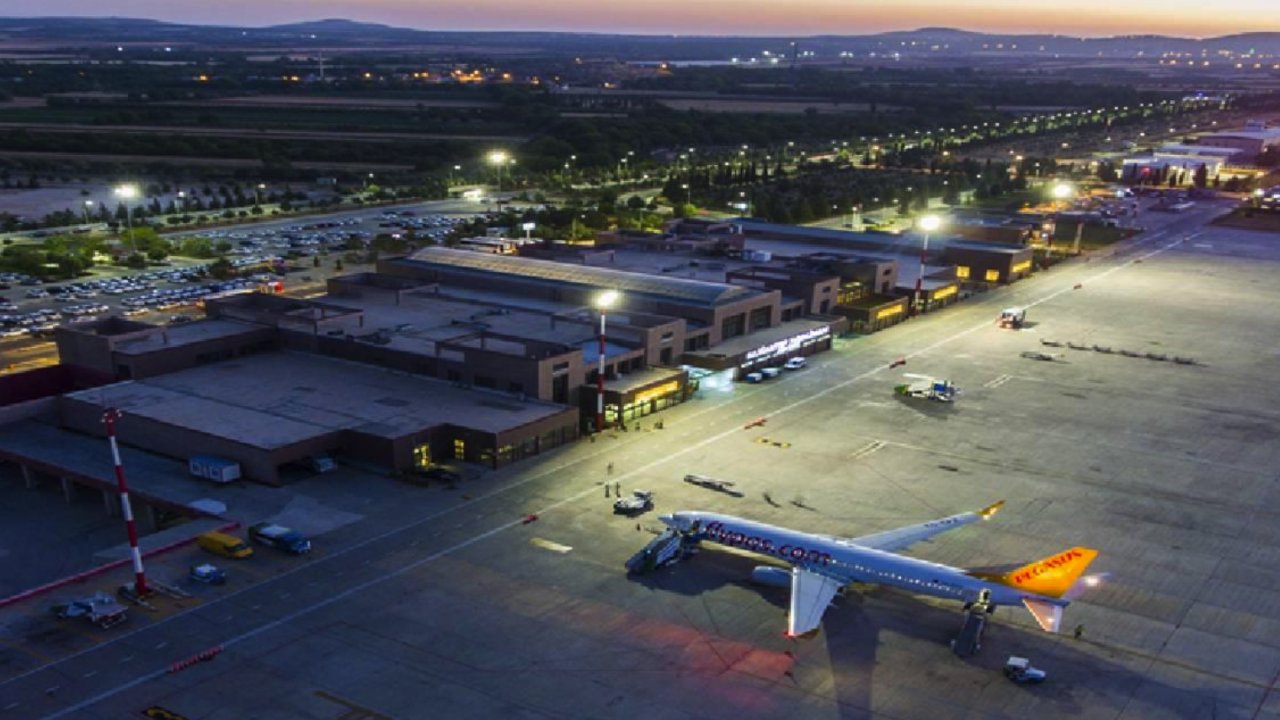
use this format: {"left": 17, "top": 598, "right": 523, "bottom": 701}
{"left": 1012, "top": 260, "right": 1032, "bottom": 274}
{"left": 634, "top": 381, "right": 680, "bottom": 405}
{"left": 933, "top": 285, "right": 957, "bottom": 301}
{"left": 876, "top": 304, "right": 905, "bottom": 321}
{"left": 743, "top": 326, "right": 831, "bottom": 365}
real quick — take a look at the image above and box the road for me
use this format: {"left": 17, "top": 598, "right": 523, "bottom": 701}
{"left": 3, "top": 200, "right": 1271, "bottom": 719}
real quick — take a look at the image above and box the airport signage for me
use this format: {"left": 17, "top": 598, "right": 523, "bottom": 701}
{"left": 876, "top": 304, "right": 905, "bottom": 321}
{"left": 744, "top": 326, "right": 830, "bottom": 363}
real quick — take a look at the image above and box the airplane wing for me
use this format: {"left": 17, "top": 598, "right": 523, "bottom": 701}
{"left": 787, "top": 567, "right": 844, "bottom": 638}
{"left": 847, "top": 500, "right": 1004, "bottom": 552}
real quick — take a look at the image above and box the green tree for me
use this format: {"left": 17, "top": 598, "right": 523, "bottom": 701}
{"left": 208, "top": 258, "right": 235, "bottom": 279}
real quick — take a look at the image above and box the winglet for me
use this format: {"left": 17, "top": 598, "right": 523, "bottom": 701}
{"left": 978, "top": 500, "right": 1005, "bottom": 520}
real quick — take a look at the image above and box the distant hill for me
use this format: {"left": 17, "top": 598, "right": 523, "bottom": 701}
{"left": 0, "top": 16, "right": 1276, "bottom": 58}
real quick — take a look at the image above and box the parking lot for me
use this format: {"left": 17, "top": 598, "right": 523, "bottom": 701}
{"left": 1, "top": 205, "right": 1277, "bottom": 719}
{"left": 1, "top": 199, "right": 494, "bottom": 369}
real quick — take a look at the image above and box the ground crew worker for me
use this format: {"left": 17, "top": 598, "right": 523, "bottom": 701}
{"left": 1073, "top": 624, "right": 1085, "bottom": 640}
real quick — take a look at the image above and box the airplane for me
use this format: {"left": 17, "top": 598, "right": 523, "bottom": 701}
{"left": 657, "top": 501, "right": 1105, "bottom": 638}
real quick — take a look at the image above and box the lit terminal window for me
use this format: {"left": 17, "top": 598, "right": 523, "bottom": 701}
{"left": 955, "top": 266, "right": 970, "bottom": 279}
{"left": 985, "top": 269, "right": 1000, "bottom": 282}
{"left": 933, "top": 285, "right": 957, "bottom": 301}
{"left": 1012, "top": 260, "right": 1032, "bottom": 274}
{"left": 876, "top": 304, "right": 905, "bottom": 321}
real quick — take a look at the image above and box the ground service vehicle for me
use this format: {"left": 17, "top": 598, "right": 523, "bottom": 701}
{"left": 784, "top": 357, "right": 807, "bottom": 370}
{"left": 684, "top": 474, "right": 736, "bottom": 492}
{"left": 624, "top": 527, "right": 691, "bottom": 574}
{"left": 197, "top": 532, "right": 254, "bottom": 559}
{"left": 51, "top": 593, "right": 129, "bottom": 629}
{"left": 895, "top": 375, "right": 958, "bottom": 402}
{"left": 613, "top": 490, "right": 655, "bottom": 516}
{"left": 999, "top": 308, "right": 1026, "bottom": 329}
{"left": 1004, "top": 656, "right": 1047, "bottom": 683}
{"left": 249, "top": 523, "right": 312, "bottom": 554}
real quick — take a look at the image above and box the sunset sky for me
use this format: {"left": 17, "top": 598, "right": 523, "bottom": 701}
{"left": 4, "top": 0, "right": 1277, "bottom": 38}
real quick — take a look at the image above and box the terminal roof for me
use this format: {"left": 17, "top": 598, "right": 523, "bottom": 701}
{"left": 65, "top": 351, "right": 571, "bottom": 448}
{"left": 404, "top": 247, "right": 755, "bottom": 306}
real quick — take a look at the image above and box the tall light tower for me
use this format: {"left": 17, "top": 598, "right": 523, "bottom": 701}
{"left": 1051, "top": 182, "right": 1079, "bottom": 254}
{"left": 594, "top": 289, "right": 619, "bottom": 432}
{"left": 915, "top": 215, "right": 942, "bottom": 315}
{"left": 103, "top": 409, "right": 148, "bottom": 596}
{"left": 487, "top": 150, "right": 510, "bottom": 192}
{"left": 114, "top": 183, "right": 139, "bottom": 255}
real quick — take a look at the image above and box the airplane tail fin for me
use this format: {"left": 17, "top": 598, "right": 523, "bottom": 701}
{"left": 988, "top": 547, "right": 1099, "bottom": 599}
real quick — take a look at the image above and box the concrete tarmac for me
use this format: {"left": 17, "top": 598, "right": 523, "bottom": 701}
{"left": 2, "top": 202, "right": 1279, "bottom": 719}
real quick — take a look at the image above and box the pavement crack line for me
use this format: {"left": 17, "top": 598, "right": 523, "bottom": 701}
{"left": 28, "top": 233, "right": 1189, "bottom": 719}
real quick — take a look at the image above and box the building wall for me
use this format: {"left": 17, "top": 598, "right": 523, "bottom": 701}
{"left": 1197, "top": 136, "right": 1267, "bottom": 157}
{"left": 114, "top": 327, "right": 278, "bottom": 380}
{"left": 57, "top": 394, "right": 342, "bottom": 485}
{"left": 943, "top": 247, "right": 1033, "bottom": 284}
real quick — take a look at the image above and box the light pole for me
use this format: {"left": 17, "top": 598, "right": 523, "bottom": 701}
{"left": 176, "top": 190, "right": 186, "bottom": 214}
{"left": 82, "top": 200, "right": 94, "bottom": 225}
{"left": 450, "top": 164, "right": 461, "bottom": 185}
{"left": 254, "top": 183, "right": 266, "bottom": 207}
{"left": 915, "top": 215, "right": 942, "bottom": 314}
{"left": 114, "top": 183, "right": 139, "bottom": 255}
{"left": 595, "top": 289, "right": 619, "bottom": 433}
{"left": 487, "top": 150, "right": 509, "bottom": 192}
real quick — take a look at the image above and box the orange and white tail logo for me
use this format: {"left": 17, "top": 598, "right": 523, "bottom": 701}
{"left": 993, "top": 547, "right": 1099, "bottom": 598}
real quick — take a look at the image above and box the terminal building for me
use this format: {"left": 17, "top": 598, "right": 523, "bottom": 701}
{"left": 37, "top": 243, "right": 852, "bottom": 483}
{"left": 5, "top": 215, "right": 1037, "bottom": 486}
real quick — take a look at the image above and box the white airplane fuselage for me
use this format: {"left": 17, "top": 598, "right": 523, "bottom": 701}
{"left": 686, "top": 511, "right": 1047, "bottom": 608}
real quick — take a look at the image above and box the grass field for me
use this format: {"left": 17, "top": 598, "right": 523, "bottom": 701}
{"left": 1052, "top": 219, "right": 1135, "bottom": 249}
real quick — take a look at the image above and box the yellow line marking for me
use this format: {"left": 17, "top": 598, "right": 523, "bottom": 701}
{"left": 528, "top": 537, "right": 573, "bottom": 554}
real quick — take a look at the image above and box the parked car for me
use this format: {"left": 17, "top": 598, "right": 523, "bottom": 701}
{"left": 784, "top": 357, "right": 807, "bottom": 370}
{"left": 743, "top": 372, "right": 764, "bottom": 383}
{"left": 189, "top": 563, "right": 227, "bottom": 585}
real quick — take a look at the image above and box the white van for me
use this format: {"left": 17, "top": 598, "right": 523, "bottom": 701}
{"left": 784, "top": 357, "right": 807, "bottom": 370}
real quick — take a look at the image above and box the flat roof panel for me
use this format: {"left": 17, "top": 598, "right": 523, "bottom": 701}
{"left": 68, "top": 352, "right": 573, "bottom": 445}
{"left": 405, "top": 247, "right": 756, "bottom": 306}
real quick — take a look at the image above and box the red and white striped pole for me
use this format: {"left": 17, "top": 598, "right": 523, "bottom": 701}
{"left": 593, "top": 289, "right": 619, "bottom": 434}
{"left": 103, "top": 408, "right": 147, "bottom": 596}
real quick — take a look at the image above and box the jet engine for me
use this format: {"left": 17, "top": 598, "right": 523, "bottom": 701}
{"left": 750, "top": 566, "right": 791, "bottom": 588}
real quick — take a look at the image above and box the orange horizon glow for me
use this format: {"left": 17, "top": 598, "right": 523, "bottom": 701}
{"left": 5, "top": 0, "right": 1279, "bottom": 38}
